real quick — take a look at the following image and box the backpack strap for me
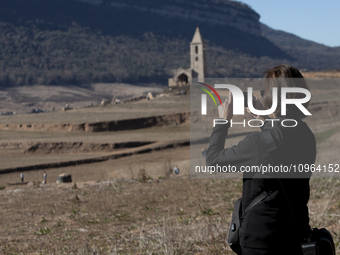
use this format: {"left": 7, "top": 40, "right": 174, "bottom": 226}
{"left": 240, "top": 131, "right": 276, "bottom": 217}
{"left": 259, "top": 130, "right": 312, "bottom": 241}
{"left": 242, "top": 191, "right": 269, "bottom": 217}
{"left": 259, "top": 131, "right": 277, "bottom": 153}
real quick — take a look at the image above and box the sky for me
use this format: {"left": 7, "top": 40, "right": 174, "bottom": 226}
{"left": 237, "top": 0, "right": 340, "bottom": 47}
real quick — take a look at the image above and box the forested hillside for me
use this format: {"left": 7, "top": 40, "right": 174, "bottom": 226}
{"left": 0, "top": 0, "right": 339, "bottom": 87}
{"left": 261, "top": 24, "right": 340, "bottom": 71}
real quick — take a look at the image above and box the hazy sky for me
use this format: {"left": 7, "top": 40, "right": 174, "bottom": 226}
{"left": 237, "top": 0, "right": 340, "bottom": 47}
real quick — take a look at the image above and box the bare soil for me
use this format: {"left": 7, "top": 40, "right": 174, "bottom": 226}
{"left": 0, "top": 83, "right": 164, "bottom": 114}
{"left": 0, "top": 82, "right": 339, "bottom": 254}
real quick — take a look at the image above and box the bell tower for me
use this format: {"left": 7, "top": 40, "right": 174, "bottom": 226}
{"left": 190, "top": 27, "right": 207, "bottom": 79}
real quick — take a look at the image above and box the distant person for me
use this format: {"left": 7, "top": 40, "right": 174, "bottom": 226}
{"left": 201, "top": 148, "right": 207, "bottom": 158}
{"left": 174, "top": 166, "right": 180, "bottom": 175}
{"left": 43, "top": 172, "right": 47, "bottom": 184}
{"left": 20, "top": 173, "right": 24, "bottom": 182}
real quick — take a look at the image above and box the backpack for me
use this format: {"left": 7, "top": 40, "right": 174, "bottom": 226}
{"left": 227, "top": 191, "right": 269, "bottom": 255}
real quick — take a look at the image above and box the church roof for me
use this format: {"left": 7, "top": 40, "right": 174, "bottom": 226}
{"left": 191, "top": 27, "right": 203, "bottom": 43}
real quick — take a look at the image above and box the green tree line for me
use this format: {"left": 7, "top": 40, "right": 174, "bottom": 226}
{"left": 0, "top": 21, "right": 295, "bottom": 87}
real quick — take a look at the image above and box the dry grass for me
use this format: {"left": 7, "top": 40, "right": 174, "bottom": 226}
{"left": 0, "top": 177, "right": 240, "bottom": 254}
{"left": 302, "top": 71, "right": 340, "bottom": 78}
{"left": 0, "top": 176, "right": 339, "bottom": 254}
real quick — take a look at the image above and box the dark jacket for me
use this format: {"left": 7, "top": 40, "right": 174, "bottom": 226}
{"left": 206, "top": 119, "right": 316, "bottom": 249}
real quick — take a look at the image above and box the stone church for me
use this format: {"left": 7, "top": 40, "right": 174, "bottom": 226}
{"left": 168, "top": 27, "right": 207, "bottom": 87}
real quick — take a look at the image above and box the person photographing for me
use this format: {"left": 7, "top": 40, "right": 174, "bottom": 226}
{"left": 206, "top": 65, "right": 316, "bottom": 255}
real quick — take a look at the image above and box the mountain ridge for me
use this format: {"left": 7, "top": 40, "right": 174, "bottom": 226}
{"left": 0, "top": 0, "right": 339, "bottom": 87}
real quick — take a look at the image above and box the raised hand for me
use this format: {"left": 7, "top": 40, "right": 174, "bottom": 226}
{"left": 218, "top": 90, "right": 234, "bottom": 121}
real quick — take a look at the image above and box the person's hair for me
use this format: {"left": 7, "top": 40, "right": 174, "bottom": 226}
{"left": 263, "top": 64, "right": 310, "bottom": 119}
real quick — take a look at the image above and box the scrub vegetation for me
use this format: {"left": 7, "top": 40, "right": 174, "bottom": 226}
{"left": 0, "top": 177, "right": 339, "bottom": 254}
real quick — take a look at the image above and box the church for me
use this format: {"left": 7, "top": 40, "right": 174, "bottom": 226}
{"left": 168, "top": 27, "right": 207, "bottom": 87}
